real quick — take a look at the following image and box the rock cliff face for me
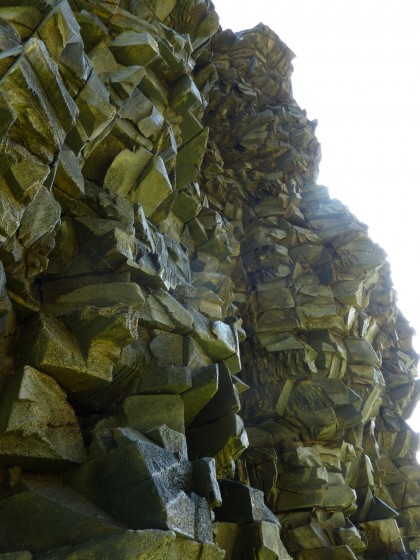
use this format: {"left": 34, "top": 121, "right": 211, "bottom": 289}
{"left": 0, "top": 1, "right": 418, "bottom": 559}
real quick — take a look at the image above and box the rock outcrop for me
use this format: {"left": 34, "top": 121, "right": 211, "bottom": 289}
{"left": 0, "top": 1, "right": 418, "bottom": 559}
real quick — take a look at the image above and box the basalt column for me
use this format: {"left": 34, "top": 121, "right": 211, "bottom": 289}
{"left": 0, "top": 1, "right": 285, "bottom": 558}
{"left": 0, "top": 1, "right": 418, "bottom": 559}
{"left": 202, "top": 25, "right": 420, "bottom": 559}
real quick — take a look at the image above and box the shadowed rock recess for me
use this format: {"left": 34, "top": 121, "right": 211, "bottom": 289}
{"left": 0, "top": 1, "right": 419, "bottom": 558}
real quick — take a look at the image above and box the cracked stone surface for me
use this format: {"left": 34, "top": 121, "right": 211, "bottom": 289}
{"left": 0, "top": 1, "right": 418, "bottom": 558}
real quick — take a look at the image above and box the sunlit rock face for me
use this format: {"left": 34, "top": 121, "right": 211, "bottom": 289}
{"left": 0, "top": 1, "right": 418, "bottom": 559}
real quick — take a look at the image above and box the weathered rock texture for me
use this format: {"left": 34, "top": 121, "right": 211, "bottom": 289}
{"left": 0, "top": 1, "right": 418, "bottom": 559}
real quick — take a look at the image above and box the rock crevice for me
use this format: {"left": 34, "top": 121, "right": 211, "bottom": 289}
{"left": 0, "top": 1, "right": 418, "bottom": 558}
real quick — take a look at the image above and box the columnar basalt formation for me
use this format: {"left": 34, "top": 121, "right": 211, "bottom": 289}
{"left": 0, "top": 1, "right": 418, "bottom": 559}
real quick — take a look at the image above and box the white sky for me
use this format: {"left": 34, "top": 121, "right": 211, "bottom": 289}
{"left": 213, "top": 0, "right": 420, "bottom": 431}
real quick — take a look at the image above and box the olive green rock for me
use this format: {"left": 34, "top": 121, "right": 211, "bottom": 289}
{"left": 64, "top": 432, "right": 212, "bottom": 541}
{"left": 0, "top": 0, "right": 418, "bottom": 557}
{"left": 109, "top": 32, "right": 160, "bottom": 67}
{"left": 0, "top": 552, "right": 32, "bottom": 560}
{"left": 0, "top": 478, "right": 122, "bottom": 553}
{"left": 0, "top": 366, "right": 86, "bottom": 469}
{"left": 176, "top": 128, "right": 208, "bottom": 189}
{"left": 37, "top": 530, "right": 224, "bottom": 560}
{"left": 120, "top": 394, "right": 185, "bottom": 434}
{"left": 182, "top": 364, "right": 219, "bottom": 426}
{"left": 295, "top": 546, "right": 358, "bottom": 560}
{"left": 133, "top": 156, "right": 173, "bottom": 216}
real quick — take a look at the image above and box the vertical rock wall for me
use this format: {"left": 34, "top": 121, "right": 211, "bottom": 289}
{"left": 202, "top": 25, "right": 420, "bottom": 558}
{"left": 0, "top": 1, "right": 418, "bottom": 559}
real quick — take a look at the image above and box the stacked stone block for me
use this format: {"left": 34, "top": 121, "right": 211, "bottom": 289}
{"left": 0, "top": 2, "right": 418, "bottom": 559}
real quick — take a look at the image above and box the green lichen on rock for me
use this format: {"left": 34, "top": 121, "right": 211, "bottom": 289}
{"left": 0, "top": 1, "right": 418, "bottom": 559}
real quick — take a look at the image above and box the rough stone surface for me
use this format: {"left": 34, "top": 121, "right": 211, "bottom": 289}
{"left": 0, "top": 1, "right": 418, "bottom": 559}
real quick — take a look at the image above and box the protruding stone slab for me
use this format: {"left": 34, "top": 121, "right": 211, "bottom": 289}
{"left": 176, "top": 128, "right": 208, "bottom": 189}
{"left": 237, "top": 521, "right": 293, "bottom": 560}
{"left": 0, "top": 366, "right": 86, "bottom": 469}
{"left": 120, "top": 395, "right": 185, "bottom": 434}
{"left": 132, "top": 156, "right": 173, "bottom": 217}
{"left": 192, "top": 457, "right": 221, "bottom": 508}
{"left": 103, "top": 148, "right": 152, "bottom": 198}
{"left": 0, "top": 478, "right": 121, "bottom": 553}
{"left": 19, "top": 314, "right": 112, "bottom": 396}
{"left": 182, "top": 364, "right": 219, "bottom": 426}
{"left": 215, "top": 480, "right": 279, "bottom": 527}
{"left": 358, "top": 519, "right": 406, "bottom": 556}
{"left": 295, "top": 545, "right": 358, "bottom": 560}
{"left": 65, "top": 434, "right": 199, "bottom": 538}
{"left": 56, "top": 282, "right": 145, "bottom": 309}
{"left": 37, "top": 530, "right": 174, "bottom": 560}
{"left": 109, "top": 32, "right": 160, "bottom": 67}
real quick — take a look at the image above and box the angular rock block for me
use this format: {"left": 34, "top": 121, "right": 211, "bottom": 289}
{"left": 215, "top": 480, "right": 279, "bottom": 527}
{"left": 358, "top": 519, "right": 406, "bottom": 556}
{"left": 135, "top": 362, "right": 192, "bottom": 395}
{"left": 0, "top": 478, "right": 122, "bottom": 553}
{"left": 189, "top": 310, "right": 238, "bottom": 361}
{"left": 64, "top": 430, "right": 214, "bottom": 541}
{"left": 147, "top": 425, "right": 188, "bottom": 459}
{"left": 103, "top": 148, "right": 152, "bottom": 198}
{"left": 19, "top": 314, "right": 112, "bottom": 396}
{"left": 133, "top": 156, "right": 173, "bottom": 217}
{"left": 38, "top": 531, "right": 224, "bottom": 560}
{"left": 109, "top": 32, "right": 160, "bottom": 67}
{"left": 236, "top": 521, "right": 293, "bottom": 560}
{"left": 176, "top": 128, "right": 208, "bottom": 189}
{"left": 120, "top": 394, "right": 185, "bottom": 434}
{"left": 294, "top": 546, "right": 358, "bottom": 560}
{"left": 0, "top": 0, "right": 418, "bottom": 558}
{"left": 192, "top": 457, "right": 222, "bottom": 508}
{"left": 0, "top": 366, "right": 86, "bottom": 469}
{"left": 187, "top": 412, "right": 249, "bottom": 477}
{"left": 213, "top": 522, "right": 239, "bottom": 560}
{"left": 182, "top": 364, "right": 219, "bottom": 427}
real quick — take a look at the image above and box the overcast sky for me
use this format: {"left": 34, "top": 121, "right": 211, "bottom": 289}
{"left": 213, "top": 0, "right": 420, "bottom": 430}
